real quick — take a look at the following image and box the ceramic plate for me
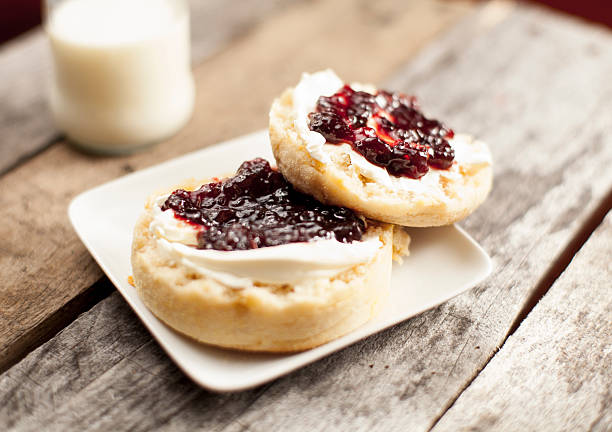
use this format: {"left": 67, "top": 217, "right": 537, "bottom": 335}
{"left": 69, "top": 130, "right": 492, "bottom": 392}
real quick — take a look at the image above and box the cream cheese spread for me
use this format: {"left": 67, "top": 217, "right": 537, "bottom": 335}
{"left": 149, "top": 196, "right": 382, "bottom": 288}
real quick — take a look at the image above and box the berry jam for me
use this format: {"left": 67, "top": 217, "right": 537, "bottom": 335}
{"left": 162, "top": 158, "right": 366, "bottom": 251}
{"left": 308, "top": 85, "right": 455, "bottom": 179}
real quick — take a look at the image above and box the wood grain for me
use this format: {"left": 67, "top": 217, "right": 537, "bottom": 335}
{"left": 433, "top": 212, "right": 612, "bottom": 432}
{"left": 0, "top": 294, "right": 265, "bottom": 431}
{"left": 0, "top": 31, "right": 54, "bottom": 175}
{"left": 0, "top": 0, "right": 302, "bottom": 176}
{"left": 0, "top": 0, "right": 471, "bottom": 374}
{"left": 1, "top": 3, "right": 612, "bottom": 432}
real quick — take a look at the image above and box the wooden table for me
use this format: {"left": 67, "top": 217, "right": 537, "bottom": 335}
{"left": 1, "top": 1, "right": 610, "bottom": 430}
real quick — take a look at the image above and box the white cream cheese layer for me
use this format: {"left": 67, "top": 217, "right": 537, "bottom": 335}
{"left": 293, "top": 69, "right": 344, "bottom": 164}
{"left": 292, "top": 70, "right": 492, "bottom": 201}
{"left": 149, "top": 196, "right": 381, "bottom": 288}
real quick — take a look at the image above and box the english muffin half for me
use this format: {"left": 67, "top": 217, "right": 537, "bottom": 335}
{"left": 269, "top": 70, "right": 493, "bottom": 227}
{"left": 131, "top": 158, "right": 410, "bottom": 352}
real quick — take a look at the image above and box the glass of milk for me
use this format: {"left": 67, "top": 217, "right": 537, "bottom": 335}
{"left": 45, "top": 0, "right": 195, "bottom": 154}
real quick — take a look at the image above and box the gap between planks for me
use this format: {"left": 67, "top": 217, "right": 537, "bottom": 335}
{"left": 0, "top": 134, "right": 63, "bottom": 178}
{"left": 0, "top": 278, "right": 115, "bottom": 375}
{"left": 426, "top": 185, "right": 612, "bottom": 432}
{"left": 506, "top": 185, "right": 612, "bottom": 338}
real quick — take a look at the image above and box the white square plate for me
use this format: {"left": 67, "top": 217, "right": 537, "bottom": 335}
{"left": 69, "top": 130, "right": 492, "bottom": 392}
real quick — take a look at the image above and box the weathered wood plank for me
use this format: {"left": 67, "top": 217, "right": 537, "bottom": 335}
{"left": 433, "top": 212, "right": 612, "bottom": 431}
{"left": 0, "top": 294, "right": 267, "bottom": 432}
{"left": 1, "top": 3, "right": 612, "bottom": 432}
{"left": 0, "top": 32, "right": 54, "bottom": 174}
{"left": 0, "top": 0, "right": 471, "bottom": 374}
{"left": 0, "top": 0, "right": 302, "bottom": 176}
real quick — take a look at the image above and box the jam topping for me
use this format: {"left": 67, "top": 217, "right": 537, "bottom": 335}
{"left": 162, "top": 158, "right": 366, "bottom": 251}
{"left": 308, "top": 85, "right": 455, "bottom": 179}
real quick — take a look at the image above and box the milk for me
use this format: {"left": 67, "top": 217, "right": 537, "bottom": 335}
{"left": 47, "top": 0, "right": 194, "bottom": 153}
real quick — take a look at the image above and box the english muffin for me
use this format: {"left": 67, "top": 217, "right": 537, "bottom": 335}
{"left": 131, "top": 158, "right": 410, "bottom": 352}
{"left": 269, "top": 70, "right": 492, "bottom": 227}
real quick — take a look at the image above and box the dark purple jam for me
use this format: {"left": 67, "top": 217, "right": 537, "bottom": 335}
{"left": 308, "top": 85, "right": 455, "bottom": 179}
{"left": 161, "top": 158, "right": 366, "bottom": 251}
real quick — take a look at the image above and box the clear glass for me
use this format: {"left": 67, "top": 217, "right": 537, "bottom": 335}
{"left": 44, "top": 0, "right": 195, "bottom": 154}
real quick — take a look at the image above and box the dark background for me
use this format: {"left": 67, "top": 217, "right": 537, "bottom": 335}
{"left": 0, "top": 0, "right": 611, "bottom": 44}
